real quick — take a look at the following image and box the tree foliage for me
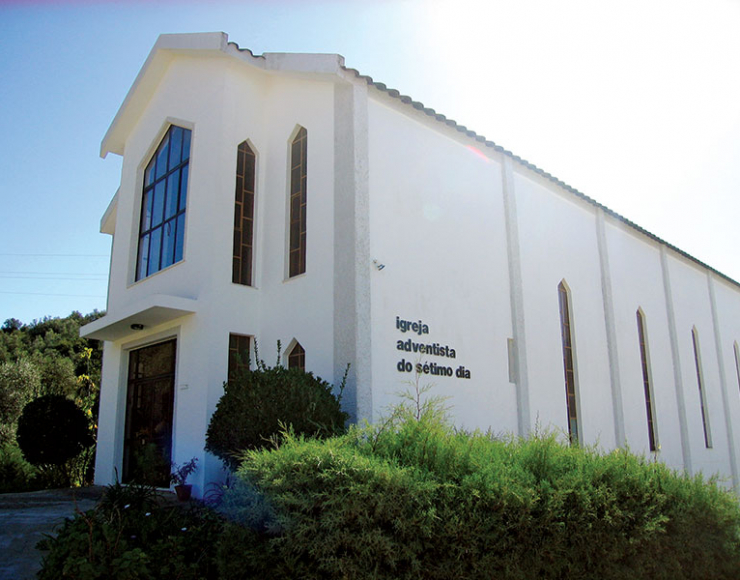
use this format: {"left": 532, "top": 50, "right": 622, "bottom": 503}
{"left": 17, "top": 394, "right": 94, "bottom": 468}
{"left": 0, "top": 310, "right": 103, "bottom": 489}
{"left": 0, "top": 310, "right": 103, "bottom": 376}
{"left": 0, "top": 359, "right": 41, "bottom": 445}
{"left": 205, "top": 348, "right": 348, "bottom": 471}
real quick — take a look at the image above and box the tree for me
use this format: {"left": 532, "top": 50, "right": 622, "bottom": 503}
{"left": 16, "top": 395, "right": 94, "bottom": 485}
{"left": 2, "top": 318, "right": 23, "bottom": 333}
{"left": 0, "top": 359, "right": 42, "bottom": 445}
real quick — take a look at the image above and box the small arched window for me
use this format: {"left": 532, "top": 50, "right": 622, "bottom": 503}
{"left": 288, "top": 127, "right": 307, "bottom": 277}
{"left": 636, "top": 309, "right": 658, "bottom": 451}
{"left": 558, "top": 281, "right": 579, "bottom": 445}
{"left": 287, "top": 341, "right": 305, "bottom": 371}
{"left": 228, "top": 333, "right": 251, "bottom": 382}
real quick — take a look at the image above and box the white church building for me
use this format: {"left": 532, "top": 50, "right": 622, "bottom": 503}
{"left": 83, "top": 32, "right": 740, "bottom": 496}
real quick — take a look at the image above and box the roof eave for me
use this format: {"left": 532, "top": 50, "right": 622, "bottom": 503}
{"left": 100, "top": 32, "right": 233, "bottom": 158}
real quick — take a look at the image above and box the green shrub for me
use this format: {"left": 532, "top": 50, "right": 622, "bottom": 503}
{"left": 16, "top": 394, "right": 94, "bottom": 486}
{"left": 0, "top": 359, "right": 41, "bottom": 445}
{"left": 205, "top": 350, "right": 349, "bottom": 470}
{"left": 38, "top": 481, "right": 224, "bottom": 580}
{"left": 0, "top": 442, "right": 40, "bottom": 493}
{"left": 223, "top": 413, "right": 740, "bottom": 580}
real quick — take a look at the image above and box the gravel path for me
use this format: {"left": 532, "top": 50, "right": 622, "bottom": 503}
{"left": 0, "top": 487, "right": 106, "bottom": 580}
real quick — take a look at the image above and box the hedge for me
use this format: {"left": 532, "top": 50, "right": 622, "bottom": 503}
{"left": 220, "top": 413, "right": 740, "bottom": 580}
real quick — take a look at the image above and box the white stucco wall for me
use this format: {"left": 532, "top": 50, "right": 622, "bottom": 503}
{"left": 367, "top": 95, "right": 516, "bottom": 434}
{"left": 603, "top": 220, "right": 683, "bottom": 466}
{"left": 94, "top": 52, "right": 339, "bottom": 493}
{"left": 91, "top": 33, "right": 740, "bottom": 496}
{"left": 514, "top": 172, "right": 614, "bottom": 448}
{"left": 666, "top": 253, "right": 731, "bottom": 480}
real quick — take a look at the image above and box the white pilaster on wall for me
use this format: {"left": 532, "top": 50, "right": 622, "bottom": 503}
{"left": 707, "top": 273, "right": 740, "bottom": 492}
{"left": 333, "top": 80, "right": 372, "bottom": 423}
{"left": 661, "top": 246, "right": 692, "bottom": 475}
{"left": 595, "top": 209, "right": 626, "bottom": 447}
{"left": 502, "top": 157, "right": 530, "bottom": 438}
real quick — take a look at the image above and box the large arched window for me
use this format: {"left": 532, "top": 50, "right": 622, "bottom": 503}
{"left": 288, "top": 127, "right": 307, "bottom": 277}
{"left": 558, "top": 281, "right": 579, "bottom": 444}
{"left": 636, "top": 309, "right": 658, "bottom": 452}
{"left": 233, "top": 140, "right": 256, "bottom": 286}
{"left": 137, "top": 125, "right": 191, "bottom": 280}
{"left": 691, "top": 327, "right": 712, "bottom": 448}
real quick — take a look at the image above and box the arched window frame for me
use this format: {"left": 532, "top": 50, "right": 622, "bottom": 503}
{"left": 286, "top": 340, "right": 305, "bottom": 371}
{"left": 287, "top": 126, "right": 307, "bottom": 278}
{"left": 233, "top": 140, "right": 257, "bottom": 286}
{"left": 558, "top": 280, "right": 581, "bottom": 445}
{"left": 228, "top": 333, "right": 251, "bottom": 382}
{"left": 733, "top": 341, "right": 740, "bottom": 398}
{"left": 636, "top": 308, "right": 659, "bottom": 452}
{"left": 691, "top": 327, "right": 712, "bottom": 448}
{"left": 136, "top": 124, "right": 191, "bottom": 281}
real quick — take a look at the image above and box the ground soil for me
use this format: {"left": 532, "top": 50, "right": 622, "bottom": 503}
{"left": 0, "top": 486, "right": 106, "bottom": 580}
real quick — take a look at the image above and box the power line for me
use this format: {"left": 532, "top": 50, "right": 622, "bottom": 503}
{"left": 0, "top": 276, "right": 107, "bottom": 281}
{"left": 0, "top": 253, "right": 109, "bottom": 258}
{"left": 0, "top": 272, "right": 107, "bottom": 277}
{"left": 0, "top": 291, "right": 106, "bottom": 298}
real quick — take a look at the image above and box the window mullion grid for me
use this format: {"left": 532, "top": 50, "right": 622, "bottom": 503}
{"left": 558, "top": 284, "right": 579, "bottom": 445}
{"left": 692, "top": 330, "right": 712, "bottom": 448}
{"left": 136, "top": 126, "right": 190, "bottom": 281}
{"left": 637, "top": 311, "right": 657, "bottom": 452}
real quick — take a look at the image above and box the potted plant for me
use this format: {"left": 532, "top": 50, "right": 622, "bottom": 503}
{"left": 170, "top": 457, "right": 198, "bottom": 501}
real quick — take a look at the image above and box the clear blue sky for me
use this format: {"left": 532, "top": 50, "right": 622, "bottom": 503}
{"left": 1, "top": 0, "right": 739, "bottom": 325}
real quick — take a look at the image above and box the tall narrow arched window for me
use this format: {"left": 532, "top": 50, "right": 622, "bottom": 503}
{"left": 233, "top": 140, "right": 256, "bottom": 286}
{"left": 137, "top": 125, "right": 191, "bottom": 280}
{"left": 636, "top": 309, "right": 658, "bottom": 452}
{"left": 287, "top": 341, "right": 305, "bottom": 371}
{"left": 734, "top": 342, "right": 740, "bottom": 398}
{"left": 692, "top": 327, "right": 712, "bottom": 448}
{"left": 558, "top": 281, "right": 579, "bottom": 444}
{"left": 288, "top": 127, "right": 307, "bottom": 277}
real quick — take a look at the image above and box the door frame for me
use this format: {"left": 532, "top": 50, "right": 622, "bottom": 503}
{"left": 122, "top": 337, "right": 177, "bottom": 486}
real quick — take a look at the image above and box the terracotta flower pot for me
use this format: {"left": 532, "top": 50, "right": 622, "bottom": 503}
{"left": 174, "top": 484, "right": 192, "bottom": 501}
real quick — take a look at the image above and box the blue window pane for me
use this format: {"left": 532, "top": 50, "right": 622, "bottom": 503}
{"left": 148, "top": 227, "right": 162, "bottom": 276}
{"left": 141, "top": 189, "right": 153, "bottom": 231}
{"left": 144, "top": 162, "right": 156, "bottom": 187}
{"left": 151, "top": 181, "right": 165, "bottom": 227}
{"left": 137, "top": 234, "right": 150, "bottom": 280}
{"left": 155, "top": 134, "right": 170, "bottom": 180}
{"left": 182, "top": 129, "right": 191, "bottom": 161}
{"left": 138, "top": 125, "right": 189, "bottom": 280}
{"left": 165, "top": 170, "right": 180, "bottom": 220}
{"left": 161, "top": 220, "right": 176, "bottom": 269}
{"left": 174, "top": 214, "right": 185, "bottom": 263}
{"left": 179, "top": 165, "right": 188, "bottom": 212}
{"left": 169, "top": 127, "right": 183, "bottom": 168}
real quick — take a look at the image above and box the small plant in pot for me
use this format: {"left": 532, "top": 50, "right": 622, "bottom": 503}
{"left": 170, "top": 457, "right": 198, "bottom": 501}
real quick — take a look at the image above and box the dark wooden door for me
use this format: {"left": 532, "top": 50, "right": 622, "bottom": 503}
{"left": 123, "top": 339, "right": 176, "bottom": 486}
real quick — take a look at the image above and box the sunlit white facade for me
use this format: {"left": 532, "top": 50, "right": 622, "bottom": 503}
{"left": 84, "top": 32, "right": 740, "bottom": 496}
